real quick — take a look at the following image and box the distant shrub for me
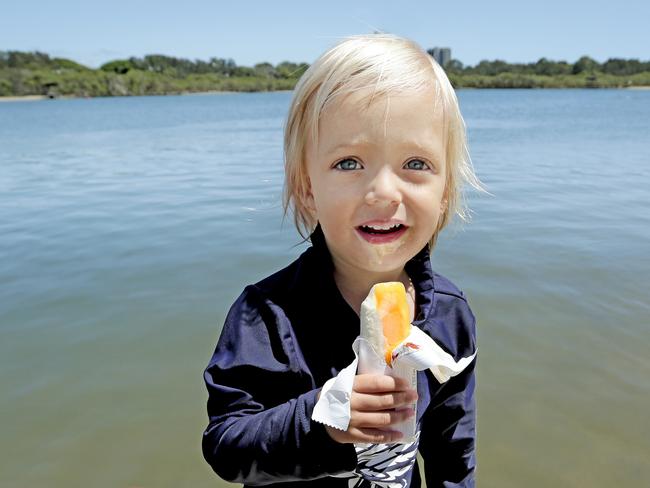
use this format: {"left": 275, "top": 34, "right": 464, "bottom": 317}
{"left": 52, "top": 58, "right": 90, "bottom": 71}
{"left": 0, "top": 77, "right": 11, "bottom": 96}
{"left": 100, "top": 60, "right": 136, "bottom": 74}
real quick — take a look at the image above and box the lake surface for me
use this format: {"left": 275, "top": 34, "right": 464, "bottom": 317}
{"left": 1, "top": 89, "right": 649, "bottom": 487}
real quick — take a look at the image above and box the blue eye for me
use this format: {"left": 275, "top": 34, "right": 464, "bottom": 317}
{"left": 335, "top": 158, "right": 362, "bottom": 170}
{"left": 405, "top": 159, "right": 429, "bottom": 170}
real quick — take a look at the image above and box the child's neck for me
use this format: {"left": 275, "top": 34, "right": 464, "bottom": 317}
{"left": 333, "top": 266, "right": 415, "bottom": 319}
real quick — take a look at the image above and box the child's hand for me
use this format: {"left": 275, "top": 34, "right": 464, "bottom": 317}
{"left": 322, "top": 374, "right": 418, "bottom": 444}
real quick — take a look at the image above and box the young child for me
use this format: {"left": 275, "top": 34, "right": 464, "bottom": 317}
{"left": 202, "top": 34, "right": 481, "bottom": 487}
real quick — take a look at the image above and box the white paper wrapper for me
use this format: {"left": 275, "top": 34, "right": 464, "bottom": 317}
{"left": 312, "top": 326, "right": 477, "bottom": 443}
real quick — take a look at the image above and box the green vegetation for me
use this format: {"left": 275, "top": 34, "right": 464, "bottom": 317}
{"left": 1, "top": 50, "right": 648, "bottom": 99}
{"left": 0, "top": 51, "right": 307, "bottom": 98}
{"left": 443, "top": 56, "right": 650, "bottom": 88}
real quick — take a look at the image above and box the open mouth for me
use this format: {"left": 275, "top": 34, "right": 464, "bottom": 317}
{"left": 357, "top": 224, "right": 406, "bottom": 235}
{"left": 355, "top": 224, "right": 408, "bottom": 244}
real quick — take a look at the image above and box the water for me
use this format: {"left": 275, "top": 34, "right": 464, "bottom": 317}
{"left": 1, "top": 90, "right": 648, "bottom": 487}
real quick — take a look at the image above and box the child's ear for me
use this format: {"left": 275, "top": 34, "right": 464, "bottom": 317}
{"left": 303, "top": 179, "right": 317, "bottom": 216}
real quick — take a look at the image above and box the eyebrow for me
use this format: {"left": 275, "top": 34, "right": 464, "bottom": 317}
{"left": 321, "top": 138, "right": 371, "bottom": 155}
{"left": 322, "top": 138, "right": 442, "bottom": 159}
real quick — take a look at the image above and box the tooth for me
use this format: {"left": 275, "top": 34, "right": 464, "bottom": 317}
{"left": 366, "top": 223, "right": 400, "bottom": 230}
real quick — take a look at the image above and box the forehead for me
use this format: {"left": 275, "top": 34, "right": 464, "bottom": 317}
{"left": 315, "top": 85, "right": 446, "bottom": 155}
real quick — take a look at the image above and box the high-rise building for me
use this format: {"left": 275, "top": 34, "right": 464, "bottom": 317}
{"left": 427, "top": 47, "right": 452, "bottom": 68}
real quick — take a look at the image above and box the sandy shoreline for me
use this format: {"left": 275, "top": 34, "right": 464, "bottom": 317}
{"left": 0, "top": 95, "right": 49, "bottom": 102}
{"left": 0, "top": 90, "right": 294, "bottom": 102}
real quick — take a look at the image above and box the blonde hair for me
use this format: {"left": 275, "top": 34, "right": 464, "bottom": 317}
{"left": 282, "top": 33, "right": 483, "bottom": 249}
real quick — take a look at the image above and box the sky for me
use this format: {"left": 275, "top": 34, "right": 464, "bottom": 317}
{"left": 1, "top": 0, "right": 648, "bottom": 69}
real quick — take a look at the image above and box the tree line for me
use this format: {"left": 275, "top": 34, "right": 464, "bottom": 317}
{"left": 0, "top": 51, "right": 308, "bottom": 78}
{"left": 442, "top": 56, "right": 650, "bottom": 76}
{"left": 1, "top": 50, "right": 649, "bottom": 98}
{"left": 3, "top": 50, "right": 648, "bottom": 76}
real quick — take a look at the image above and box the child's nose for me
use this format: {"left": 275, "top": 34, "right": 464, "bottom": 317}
{"left": 364, "top": 168, "right": 402, "bottom": 207}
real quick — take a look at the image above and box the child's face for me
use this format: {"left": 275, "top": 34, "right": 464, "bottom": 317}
{"left": 304, "top": 85, "right": 447, "bottom": 279}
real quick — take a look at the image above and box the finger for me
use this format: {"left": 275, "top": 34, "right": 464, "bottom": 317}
{"left": 354, "top": 374, "right": 412, "bottom": 393}
{"left": 349, "top": 427, "right": 404, "bottom": 444}
{"left": 351, "top": 390, "right": 418, "bottom": 411}
{"left": 351, "top": 408, "right": 415, "bottom": 429}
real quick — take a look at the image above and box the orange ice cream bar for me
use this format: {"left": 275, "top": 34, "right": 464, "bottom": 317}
{"left": 360, "top": 282, "right": 412, "bottom": 366}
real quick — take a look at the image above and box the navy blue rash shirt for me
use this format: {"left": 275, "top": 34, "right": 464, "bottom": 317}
{"left": 202, "top": 224, "right": 478, "bottom": 487}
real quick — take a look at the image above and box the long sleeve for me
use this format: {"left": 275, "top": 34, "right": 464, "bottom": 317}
{"left": 418, "top": 356, "right": 477, "bottom": 487}
{"left": 418, "top": 286, "right": 478, "bottom": 488}
{"left": 201, "top": 286, "right": 357, "bottom": 485}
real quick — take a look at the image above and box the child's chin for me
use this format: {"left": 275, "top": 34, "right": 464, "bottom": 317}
{"left": 363, "top": 240, "right": 410, "bottom": 268}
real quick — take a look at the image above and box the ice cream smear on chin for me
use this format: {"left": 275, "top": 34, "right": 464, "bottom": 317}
{"left": 370, "top": 240, "right": 404, "bottom": 265}
{"left": 356, "top": 224, "right": 410, "bottom": 265}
